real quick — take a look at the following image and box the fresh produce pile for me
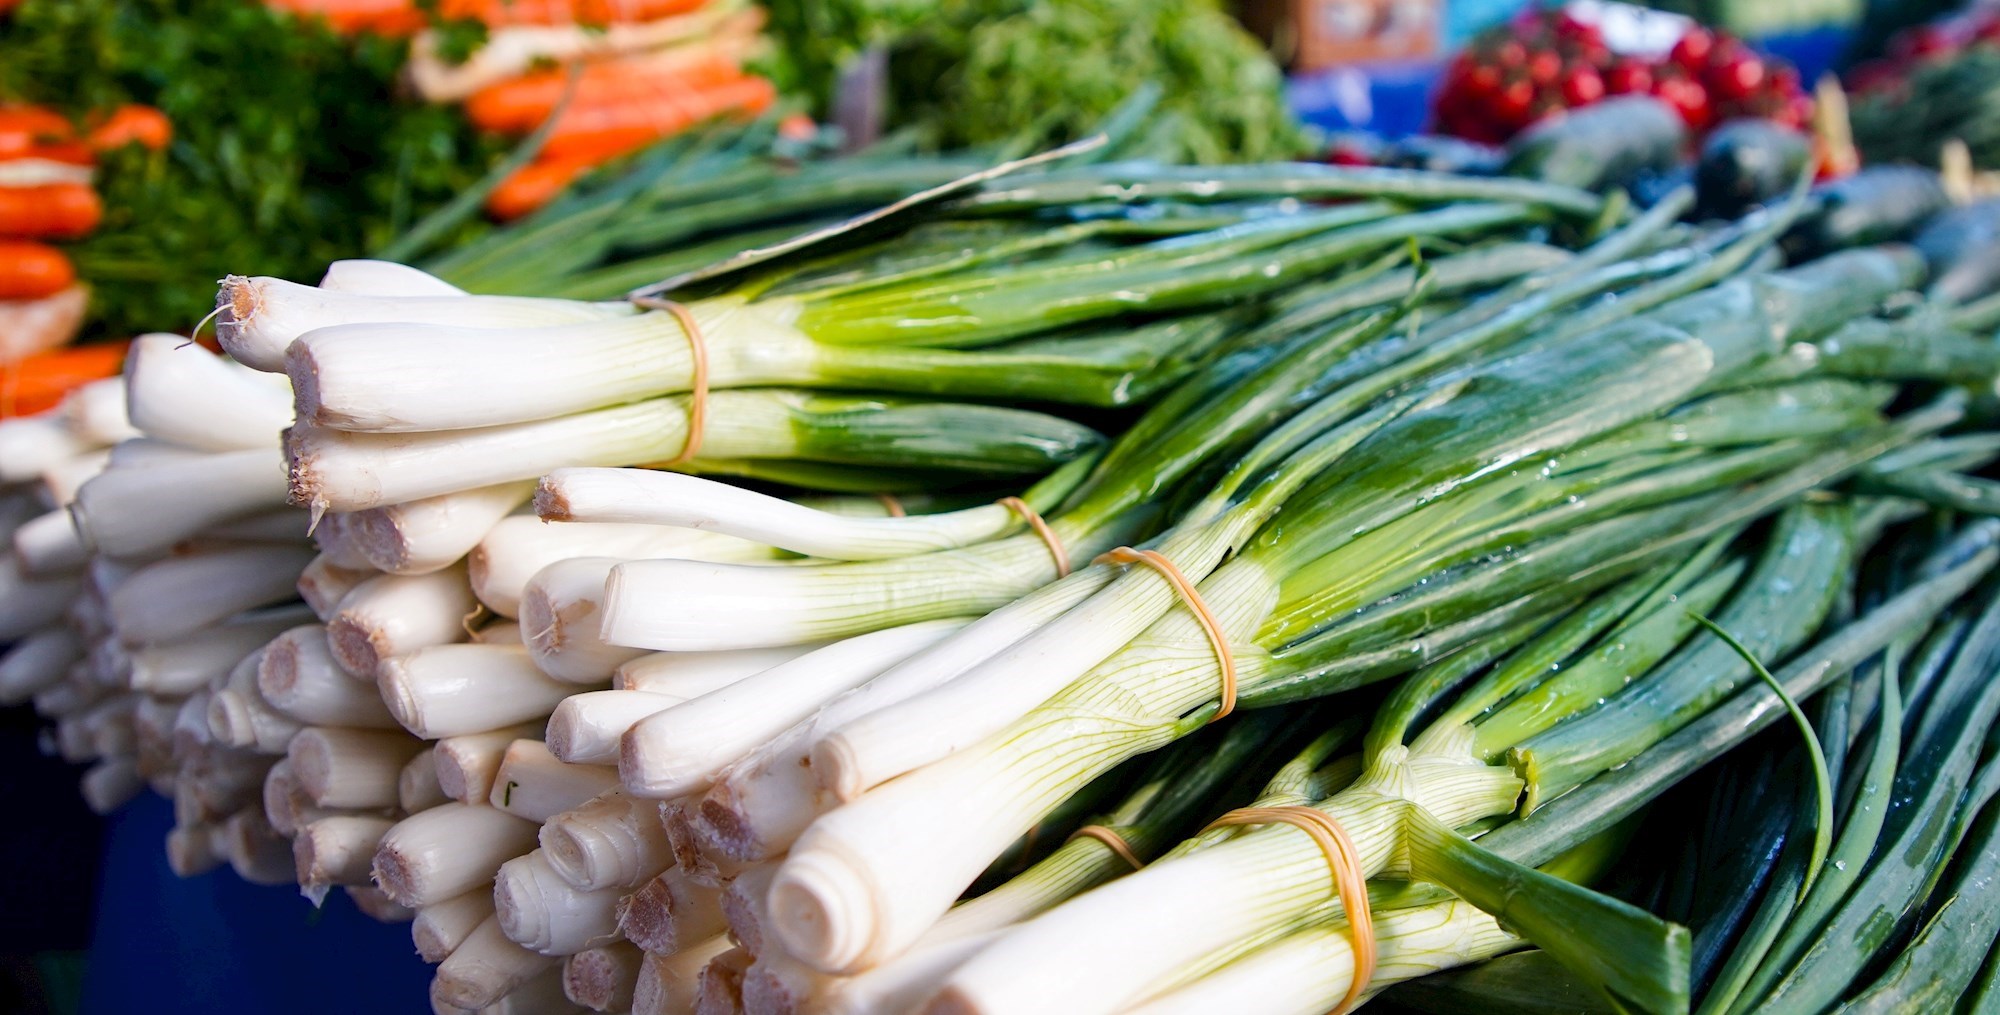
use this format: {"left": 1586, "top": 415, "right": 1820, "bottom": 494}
{"left": 1848, "top": 6, "right": 2000, "bottom": 172}
{"left": 760, "top": 0, "right": 1305, "bottom": 163}
{"left": 9, "top": 112, "right": 2000, "bottom": 1015}
{"left": 1433, "top": 7, "right": 1813, "bottom": 143}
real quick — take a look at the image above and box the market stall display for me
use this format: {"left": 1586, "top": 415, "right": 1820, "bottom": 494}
{"left": 6, "top": 2, "right": 2000, "bottom": 1014}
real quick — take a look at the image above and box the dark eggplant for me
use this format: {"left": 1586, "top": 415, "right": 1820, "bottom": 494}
{"left": 1501, "top": 96, "right": 1687, "bottom": 192}
{"left": 1914, "top": 198, "right": 2000, "bottom": 305}
{"left": 1379, "top": 134, "right": 1505, "bottom": 176}
{"left": 1694, "top": 119, "right": 1811, "bottom": 219}
{"left": 1782, "top": 165, "right": 1949, "bottom": 260}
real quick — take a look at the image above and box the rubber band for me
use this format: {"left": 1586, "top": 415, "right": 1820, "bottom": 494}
{"left": 1000, "top": 496, "right": 1070, "bottom": 577}
{"left": 875, "top": 493, "right": 906, "bottom": 518}
{"left": 1204, "top": 806, "right": 1375, "bottom": 1015}
{"left": 1067, "top": 824, "right": 1142, "bottom": 871}
{"left": 1093, "top": 547, "right": 1235, "bottom": 720}
{"left": 632, "top": 296, "right": 709, "bottom": 466}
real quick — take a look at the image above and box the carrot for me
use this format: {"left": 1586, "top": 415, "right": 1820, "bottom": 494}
{"left": 265, "top": 0, "right": 425, "bottom": 35}
{"left": 540, "top": 74, "right": 775, "bottom": 161}
{"left": 4, "top": 141, "right": 97, "bottom": 167}
{"left": 0, "top": 241, "right": 75, "bottom": 300}
{"left": 0, "top": 334, "right": 128, "bottom": 417}
{"left": 0, "top": 184, "right": 102, "bottom": 239}
{"left": 0, "top": 105, "right": 74, "bottom": 160}
{"left": 87, "top": 105, "right": 172, "bottom": 151}
{"left": 465, "top": 45, "right": 748, "bottom": 133}
{"left": 484, "top": 154, "right": 602, "bottom": 220}
{"left": 442, "top": 0, "right": 707, "bottom": 27}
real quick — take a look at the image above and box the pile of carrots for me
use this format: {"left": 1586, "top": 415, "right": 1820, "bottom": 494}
{"left": 268, "top": 0, "right": 782, "bottom": 219}
{"left": 0, "top": 103, "right": 167, "bottom": 405}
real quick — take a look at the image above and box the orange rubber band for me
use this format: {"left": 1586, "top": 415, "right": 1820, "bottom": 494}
{"left": 1000, "top": 496, "right": 1070, "bottom": 578}
{"left": 875, "top": 493, "right": 906, "bottom": 518}
{"left": 1093, "top": 547, "right": 1235, "bottom": 720}
{"left": 1067, "top": 824, "right": 1142, "bottom": 871}
{"left": 633, "top": 297, "right": 708, "bottom": 466}
{"left": 1204, "top": 806, "right": 1375, "bottom": 1015}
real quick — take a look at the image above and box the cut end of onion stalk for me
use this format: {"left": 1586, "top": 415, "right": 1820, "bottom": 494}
{"left": 521, "top": 557, "right": 646, "bottom": 684}
{"left": 213, "top": 275, "right": 278, "bottom": 372}
{"left": 562, "top": 942, "right": 641, "bottom": 1012}
{"left": 767, "top": 846, "right": 888, "bottom": 976}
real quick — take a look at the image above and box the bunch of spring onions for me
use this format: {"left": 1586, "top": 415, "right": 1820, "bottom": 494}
{"left": 13, "top": 136, "right": 2000, "bottom": 1015}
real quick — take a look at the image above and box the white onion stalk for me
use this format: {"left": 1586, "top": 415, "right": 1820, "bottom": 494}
{"left": 374, "top": 801, "right": 541, "bottom": 907}
{"left": 493, "top": 850, "right": 624, "bottom": 956}
{"left": 474, "top": 619, "right": 522, "bottom": 644}
{"left": 319, "top": 259, "right": 468, "bottom": 297}
{"left": 471, "top": 516, "right": 778, "bottom": 619}
{"left": 218, "top": 274, "right": 632, "bottom": 372}
{"left": 401, "top": 746, "right": 449, "bottom": 813}
{"left": 719, "top": 864, "right": 776, "bottom": 957}
{"left": 105, "top": 437, "right": 208, "bottom": 469}
{"left": 631, "top": 936, "right": 733, "bottom": 1015}
{"left": 821, "top": 735, "right": 1520, "bottom": 1005}
{"left": 540, "top": 467, "right": 1018, "bottom": 561}
{"left": 84, "top": 637, "right": 130, "bottom": 690}
{"left": 430, "top": 914, "right": 561, "bottom": 1011}
{"left": 71, "top": 448, "right": 292, "bottom": 559}
{"left": 0, "top": 628, "right": 82, "bottom": 704}
{"left": 14, "top": 509, "right": 86, "bottom": 574}
{"left": 0, "top": 556, "right": 82, "bottom": 641}
{"left": 348, "top": 482, "right": 536, "bottom": 576}
{"left": 434, "top": 723, "right": 545, "bottom": 804}
{"left": 415, "top": 889, "right": 497, "bottom": 963}
{"left": 311, "top": 511, "right": 373, "bottom": 570}
{"left": 687, "top": 571, "right": 1115, "bottom": 862}
{"left": 107, "top": 545, "right": 314, "bottom": 647}
{"left": 539, "top": 789, "right": 673, "bottom": 891}
{"left": 613, "top": 642, "right": 826, "bottom": 696}
{"left": 695, "top": 948, "right": 751, "bottom": 1015}
{"left": 298, "top": 555, "right": 379, "bottom": 619}
{"left": 345, "top": 885, "right": 417, "bottom": 924}
{"left": 37, "top": 448, "right": 111, "bottom": 507}
{"left": 546, "top": 690, "right": 690, "bottom": 765}
{"left": 291, "top": 298, "right": 801, "bottom": 432}
{"left": 294, "top": 814, "right": 397, "bottom": 900}
{"left": 0, "top": 494, "right": 41, "bottom": 552}
{"left": 521, "top": 557, "right": 648, "bottom": 683}
{"left": 257, "top": 624, "right": 399, "bottom": 727}
{"left": 53, "top": 714, "right": 98, "bottom": 763}
{"left": 288, "top": 389, "right": 828, "bottom": 513}
{"left": 288, "top": 727, "right": 425, "bottom": 809}
{"left": 618, "top": 867, "right": 726, "bottom": 956}
{"left": 203, "top": 509, "right": 309, "bottom": 544}
{"left": 166, "top": 822, "right": 227, "bottom": 877}
{"left": 327, "top": 564, "right": 476, "bottom": 677}
{"left": 80, "top": 757, "right": 143, "bottom": 814}
{"left": 129, "top": 609, "right": 314, "bottom": 697}
{"left": 209, "top": 683, "right": 306, "bottom": 756}
{"left": 563, "top": 941, "right": 642, "bottom": 1012}
{"left": 661, "top": 800, "right": 747, "bottom": 888}
{"left": 621, "top": 619, "right": 965, "bottom": 800}
{"left": 122, "top": 334, "right": 292, "bottom": 451}
{"left": 85, "top": 555, "right": 139, "bottom": 599}
{"left": 1117, "top": 901, "right": 1520, "bottom": 1015}
{"left": 61, "top": 378, "right": 139, "bottom": 445}
{"left": 745, "top": 931, "right": 1000, "bottom": 1015}
{"left": 67, "top": 590, "right": 107, "bottom": 641}
{"left": 483, "top": 967, "right": 585, "bottom": 1015}
{"left": 488, "top": 739, "right": 619, "bottom": 823}
{"left": 378, "top": 643, "right": 584, "bottom": 739}
{"left": 224, "top": 807, "right": 298, "bottom": 886}
{"left": 260, "top": 759, "right": 302, "bottom": 835}
{"left": 32, "top": 673, "right": 103, "bottom": 718}
{"left": 0, "top": 416, "right": 94, "bottom": 484}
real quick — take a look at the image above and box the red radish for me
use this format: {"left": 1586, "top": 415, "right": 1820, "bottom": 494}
{"left": 1562, "top": 66, "right": 1606, "bottom": 106}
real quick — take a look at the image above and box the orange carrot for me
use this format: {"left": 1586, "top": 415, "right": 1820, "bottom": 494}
{"left": 0, "top": 241, "right": 75, "bottom": 300}
{"left": 0, "top": 105, "right": 73, "bottom": 160}
{"left": 1, "top": 141, "right": 96, "bottom": 168}
{"left": 442, "top": 0, "right": 707, "bottom": 27}
{"left": 484, "top": 155, "right": 604, "bottom": 220}
{"left": 0, "top": 184, "right": 102, "bottom": 239}
{"left": 87, "top": 105, "right": 172, "bottom": 151}
{"left": 0, "top": 337, "right": 129, "bottom": 417}
{"left": 265, "top": 0, "right": 425, "bottom": 36}
{"left": 540, "top": 74, "right": 775, "bottom": 162}
{"left": 465, "top": 46, "right": 748, "bottom": 133}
